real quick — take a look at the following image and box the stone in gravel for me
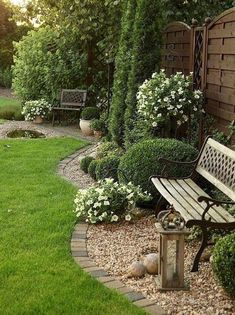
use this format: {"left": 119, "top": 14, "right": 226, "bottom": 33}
{"left": 128, "top": 261, "right": 146, "bottom": 278}
{"left": 143, "top": 253, "right": 159, "bottom": 275}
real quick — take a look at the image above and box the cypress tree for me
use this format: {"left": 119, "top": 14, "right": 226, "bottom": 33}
{"left": 108, "top": 0, "right": 137, "bottom": 145}
{"left": 124, "top": 0, "right": 164, "bottom": 147}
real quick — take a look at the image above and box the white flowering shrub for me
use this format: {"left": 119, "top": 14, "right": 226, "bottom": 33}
{"left": 74, "top": 178, "right": 152, "bottom": 224}
{"left": 137, "top": 70, "right": 203, "bottom": 129}
{"left": 22, "top": 99, "right": 52, "bottom": 121}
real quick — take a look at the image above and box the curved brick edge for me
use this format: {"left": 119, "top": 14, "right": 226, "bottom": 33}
{"left": 71, "top": 223, "right": 166, "bottom": 315}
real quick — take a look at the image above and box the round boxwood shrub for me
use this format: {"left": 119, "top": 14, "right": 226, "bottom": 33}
{"left": 118, "top": 138, "right": 198, "bottom": 197}
{"left": 212, "top": 232, "right": 235, "bottom": 297}
{"left": 96, "top": 155, "right": 120, "bottom": 182}
{"left": 81, "top": 107, "right": 100, "bottom": 120}
{"left": 88, "top": 159, "right": 100, "bottom": 180}
{"left": 80, "top": 156, "right": 95, "bottom": 173}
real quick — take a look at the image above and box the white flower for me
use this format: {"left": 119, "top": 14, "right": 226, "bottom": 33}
{"left": 111, "top": 215, "right": 119, "bottom": 222}
{"left": 163, "top": 97, "right": 169, "bottom": 102}
{"left": 104, "top": 200, "right": 110, "bottom": 206}
{"left": 157, "top": 113, "right": 162, "bottom": 118}
{"left": 125, "top": 214, "right": 132, "bottom": 221}
{"left": 194, "top": 94, "right": 200, "bottom": 99}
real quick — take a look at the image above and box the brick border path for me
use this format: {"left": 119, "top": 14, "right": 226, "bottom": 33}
{"left": 59, "top": 146, "right": 166, "bottom": 315}
{"left": 71, "top": 223, "right": 166, "bottom": 315}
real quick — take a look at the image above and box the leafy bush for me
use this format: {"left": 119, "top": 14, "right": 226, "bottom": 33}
{"left": 88, "top": 159, "right": 100, "bottom": 180}
{"left": 80, "top": 107, "right": 100, "bottom": 120}
{"left": 96, "top": 155, "right": 120, "bottom": 182}
{"left": 0, "top": 68, "right": 12, "bottom": 88}
{"left": 80, "top": 156, "right": 95, "bottom": 173}
{"left": 13, "top": 27, "right": 87, "bottom": 102}
{"left": 90, "top": 118, "right": 106, "bottom": 132}
{"left": 212, "top": 232, "right": 235, "bottom": 297}
{"left": 74, "top": 178, "right": 151, "bottom": 224}
{"left": 96, "top": 141, "right": 124, "bottom": 159}
{"left": 22, "top": 99, "right": 52, "bottom": 121}
{"left": 118, "top": 138, "right": 198, "bottom": 196}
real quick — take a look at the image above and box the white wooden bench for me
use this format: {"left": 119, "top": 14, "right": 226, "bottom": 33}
{"left": 52, "top": 89, "right": 87, "bottom": 125}
{"left": 151, "top": 137, "right": 235, "bottom": 271}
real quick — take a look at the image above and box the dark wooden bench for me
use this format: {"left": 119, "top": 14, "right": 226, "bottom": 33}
{"left": 52, "top": 89, "right": 87, "bottom": 126}
{"left": 151, "top": 137, "right": 235, "bottom": 271}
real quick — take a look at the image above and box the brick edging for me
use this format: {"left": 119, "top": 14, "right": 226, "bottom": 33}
{"left": 71, "top": 223, "right": 166, "bottom": 315}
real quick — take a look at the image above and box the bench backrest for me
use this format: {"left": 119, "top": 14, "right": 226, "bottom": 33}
{"left": 196, "top": 138, "right": 235, "bottom": 201}
{"left": 60, "top": 89, "right": 87, "bottom": 107}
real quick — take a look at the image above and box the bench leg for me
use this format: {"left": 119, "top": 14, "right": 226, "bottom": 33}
{"left": 191, "top": 226, "right": 209, "bottom": 272}
{"left": 155, "top": 196, "right": 164, "bottom": 218}
{"left": 52, "top": 112, "right": 55, "bottom": 126}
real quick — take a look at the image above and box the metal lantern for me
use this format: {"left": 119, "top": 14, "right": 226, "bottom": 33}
{"left": 155, "top": 205, "right": 189, "bottom": 291}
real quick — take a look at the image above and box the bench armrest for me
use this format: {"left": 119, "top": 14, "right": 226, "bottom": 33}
{"left": 158, "top": 157, "right": 197, "bottom": 166}
{"left": 198, "top": 196, "right": 235, "bottom": 220}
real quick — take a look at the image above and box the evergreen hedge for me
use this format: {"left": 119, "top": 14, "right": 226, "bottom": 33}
{"left": 108, "top": 0, "right": 137, "bottom": 145}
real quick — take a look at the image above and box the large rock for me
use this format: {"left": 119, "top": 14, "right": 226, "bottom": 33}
{"left": 143, "top": 253, "right": 159, "bottom": 275}
{"left": 128, "top": 261, "right": 146, "bottom": 278}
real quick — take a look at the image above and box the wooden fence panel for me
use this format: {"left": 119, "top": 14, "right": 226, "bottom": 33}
{"left": 204, "top": 8, "right": 235, "bottom": 141}
{"left": 161, "top": 22, "right": 192, "bottom": 76}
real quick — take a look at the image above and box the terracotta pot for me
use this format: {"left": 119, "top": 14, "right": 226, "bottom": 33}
{"left": 79, "top": 119, "right": 94, "bottom": 136}
{"left": 93, "top": 130, "right": 104, "bottom": 139}
{"left": 33, "top": 115, "right": 43, "bottom": 124}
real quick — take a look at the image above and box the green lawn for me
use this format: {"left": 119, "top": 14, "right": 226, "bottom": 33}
{"left": 0, "top": 138, "right": 145, "bottom": 315}
{"left": 0, "top": 96, "right": 21, "bottom": 108}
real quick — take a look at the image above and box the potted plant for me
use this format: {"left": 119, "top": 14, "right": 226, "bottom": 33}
{"left": 22, "top": 99, "right": 52, "bottom": 124}
{"left": 79, "top": 106, "right": 100, "bottom": 136}
{"left": 90, "top": 118, "right": 106, "bottom": 139}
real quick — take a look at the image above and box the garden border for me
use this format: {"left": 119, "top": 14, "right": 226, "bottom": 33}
{"left": 58, "top": 146, "right": 166, "bottom": 315}
{"left": 71, "top": 223, "right": 166, "bottom": 315}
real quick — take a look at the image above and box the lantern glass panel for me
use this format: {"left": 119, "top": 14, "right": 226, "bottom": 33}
{"left": 167, "top": 240, "right": 177, "bottom": 282}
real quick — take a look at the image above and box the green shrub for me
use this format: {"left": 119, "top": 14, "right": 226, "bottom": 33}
{"left": 80, "top": 156, "right": 95, "bottom": 173}
{"left": 0, "top": 68, "right": 12, "bottom": 88}
{"left": 118, "top": 138, "right": 198, "bottom": 197}
{"left": 0, "top": 105, "right": 23, "bottom": 120}
{"left": 90, "top": 118, "right": 106, "bottom": 132}
{"left": 81, "top": 107, "right": 100, "bottom": 120}
{"left": 96, "top": 155, "right": 120, "bottom": 181}
{"left": 212, "top": 232, "right": 235, "bottom": 297}
{"left": 88, "top": 159, "right": 100, "bottom": 180}
{"left": 13, "top": 26, "right": 87, "bottom": 102}
{"left": 97, "top": 141, "right": 124, "bottom": 159}
{"left": 108, "top": 0, "right": 137, "bottom": 145}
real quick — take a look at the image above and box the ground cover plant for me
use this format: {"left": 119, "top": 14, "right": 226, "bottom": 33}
{"left": 0, "top": 137, "right": 146, "bottom": 315}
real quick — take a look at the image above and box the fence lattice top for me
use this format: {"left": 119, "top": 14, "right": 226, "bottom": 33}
{"left": 196, "top": 138, "right": 235, "bottom": 201}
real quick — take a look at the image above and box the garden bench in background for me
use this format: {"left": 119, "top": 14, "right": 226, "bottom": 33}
{"left": 52, "top": 89, "right": 87, "bottom": 126}
{"left": 151, "top": 137, "right": 235, "bottom": 272}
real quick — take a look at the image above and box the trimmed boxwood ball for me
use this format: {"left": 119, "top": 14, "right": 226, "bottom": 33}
{"left": 96, "top": 155, "right": 120, "bottom": 182}
{"left": 212, "top": 232, "right": 235, "bottom": 297}
{"left": 88, "top": 159, "right": 100, "bottom": 180}
{"left": 80, "top": 156, "right": 95, "bottom": 173}
{"left": 118, "top": 138, "right": 198, "bottom": 197}
{"left": 81, "top": 107, "right": 100, "bottom": 120}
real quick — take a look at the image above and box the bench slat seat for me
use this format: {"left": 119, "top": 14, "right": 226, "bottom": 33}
{"left": 151, "top": 137, "right": 235, "bottom": 272}
{"left": 152, "top": 178, "right": 234, "bottom": 223}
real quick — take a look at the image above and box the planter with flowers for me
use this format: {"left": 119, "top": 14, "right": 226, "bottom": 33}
{"left": 136, "top": 70, "right": 204, "bottom": 138}
{"left": 74, "top": 178, "right": 152, "bottom": 224}
{"left": 79, "top": 107, "right": 100, "bottom": 136}
{"left": 22, "top": 99, "right": 52, "bottom": 123}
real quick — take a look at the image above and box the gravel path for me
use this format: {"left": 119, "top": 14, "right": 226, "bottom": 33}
{"left": 87, "top": 217, "right": 235, "bottom": 315}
